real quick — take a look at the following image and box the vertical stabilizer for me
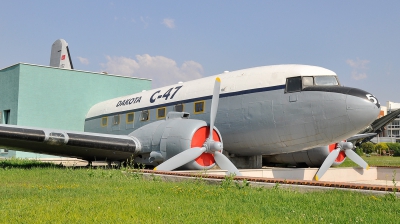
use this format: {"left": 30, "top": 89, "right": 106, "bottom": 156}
{"left": 49, "top": 39, "right": 74, "bottom": 69}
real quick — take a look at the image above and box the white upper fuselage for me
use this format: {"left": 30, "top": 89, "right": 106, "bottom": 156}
{"left": 86, "top": 65, "right": 336, "bottom": 118}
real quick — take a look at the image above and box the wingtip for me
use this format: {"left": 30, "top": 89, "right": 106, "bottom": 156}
{"left": 216, "top": 77, "right": 221, "bottom": 82}
{"left": 314, "top": 175, "right": 319, "bottom": 181}
{"left": 366, "top": 165, "right": 370, "bottom": 170}
{"left": 153, "top": 167, "right": 157, "bottom": 171}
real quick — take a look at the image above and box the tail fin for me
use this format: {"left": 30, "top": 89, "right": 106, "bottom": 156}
{"left": 49, "top": 39, "right": 74, "bottom": 69}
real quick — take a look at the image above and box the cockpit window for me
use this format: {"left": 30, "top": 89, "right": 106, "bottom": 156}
{"left": 286, "top": 75, "right": 339, "bottom": 93}
{"left": 314, "top": 76, "right": 339, "bottom": 86}
{"left": 285, "top": 76, "right": 302, "bottom": 93}
{"left": 302, "top": 76, "right": 314, "bottom": 87}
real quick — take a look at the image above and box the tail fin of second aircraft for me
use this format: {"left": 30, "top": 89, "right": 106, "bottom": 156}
{"left": 49, "top": 39, "right": 74, "bottom": 69}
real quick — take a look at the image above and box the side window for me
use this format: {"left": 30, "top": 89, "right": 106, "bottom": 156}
{"left": 140, "top": 110, "right": 149, "bottom": 121}
{"left": 126, "top": 112, "right": 134, "bottom": 124}
{"left": 174, "top": 104, "right": 184, "bottom": 112}
{"left": 194, "top": 101, "right": 205, "bottom": 114}
{"left": 113, "top": 115, "right": 120, "bottom": 125}
{"left": 101, "top": 117, "right": 108, "bottom": 127}
{"left": 157, "top": 107, "right": 166, "bottom": 119}
{"left": 285, "top": 76, "right": 302, "bottom": 93}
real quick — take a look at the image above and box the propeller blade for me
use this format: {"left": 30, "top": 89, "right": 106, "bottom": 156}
{"left": 213, "top": 151, "right": 242, "bottom": 176}
{"left": 344, "top": 149, "right": 370, "bottom": 170}
{"left": 314, "top": 148, "right": 340, "bottom": 181}
{"left": 209, "top": 77, "right": 221, "bottom": 140}
{"left": 154, "top": 147, "right": 206, "bottom": 171}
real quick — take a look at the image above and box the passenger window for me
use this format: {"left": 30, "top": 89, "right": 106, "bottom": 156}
{"left": 194, "top": 101, "right": 205, "bottom": 114}
{"left": 113, "top": 115, "right": 120, "bottom": 125}
{"left": 174, "top": 104, "right": 184, "bottom": 112}
{"left": 101, "top": 117, "right": 108, "bottom": 127}
{"left": 141, "top": 110, "right": 149, "bottom": 121}
{"left": 302, "top": 76, "right": 314, "bottom": 88}
{"left": 157, "top": 107, "right": 166, "bottom": 119}
{"left": 285, "top": 77, "right": 302, "bottom": 93}
{"left": 126, "top": 112, "right": 134, "bottom": 124}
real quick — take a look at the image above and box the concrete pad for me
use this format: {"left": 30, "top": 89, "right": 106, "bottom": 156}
{"left": 177, "top": 166, "right": 400, "bottom": 186}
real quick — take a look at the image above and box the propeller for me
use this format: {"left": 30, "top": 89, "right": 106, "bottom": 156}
{"left": 314, "top": 141, "right": 369, "bottom": 181}
{"left": 155, "top": 77, "right": 242, "bottom": 176}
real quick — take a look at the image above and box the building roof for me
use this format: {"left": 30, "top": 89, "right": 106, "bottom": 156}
{"left": 0, "top": 62, "right": 152, "bottom": 81}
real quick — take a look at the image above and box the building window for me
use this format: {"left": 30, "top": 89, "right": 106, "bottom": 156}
{"left": 194, "top": 101, "right": 205, "bottom": 114}
{"left": 390, "top": 130, "right": 400, "bottom": 137}
{"left": 157, "top": 107, "right": 166, "bottom": 119}
{"left": 141, "top": 110, "right": 149, "bottom": 121}
{"left": 3, "top": 110, "right": 10, "bottom": 124}
{"left": 113, "top": 115, "right": 120, "bottom": 125}
{"left": 174, "top": 104, "right": 184, "bottom": 112}
{"left": 101, "top": 117, "right": 108, "bottom": 127}
{"left": 126, "top": 112, "right": 134, "bottom": 124}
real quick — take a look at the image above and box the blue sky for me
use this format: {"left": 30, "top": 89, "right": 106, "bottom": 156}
{"left": 1, "top": 1, "right": 399, "bottom": 105}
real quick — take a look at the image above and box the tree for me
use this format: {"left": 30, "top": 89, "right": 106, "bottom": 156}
{"left": 360, "top": 142, "right": 375, "bottom": 154}
{"left": 375, "top": 143, "right": 389, "bottom": 156}
{"left": 387, "top": 143, "right": 400, "bottom": 156}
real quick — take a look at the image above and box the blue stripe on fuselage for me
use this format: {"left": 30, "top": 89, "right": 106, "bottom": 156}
{"left": 85, "top": 84, "right": 286, "bottom": 121}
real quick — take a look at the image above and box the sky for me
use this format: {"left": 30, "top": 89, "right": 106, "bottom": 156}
{"left": 1, "top": 1, "right": 399, "bottom": 105}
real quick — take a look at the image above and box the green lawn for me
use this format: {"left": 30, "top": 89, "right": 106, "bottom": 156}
{"left": 338, "top": 155, "right": 400, "bottom": 167}
{"left": 0, "top": 162, "right": 399, "bottom": 223}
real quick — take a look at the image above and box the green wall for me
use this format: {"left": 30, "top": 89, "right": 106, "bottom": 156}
{"left": 0, "top": 65, "right": 20, "bottom": 157}
{"left": 0, "top": 65, "right": 20, "bottom": 125}
{"left": 0, "top": 63, "right": 151, "bottom": 158}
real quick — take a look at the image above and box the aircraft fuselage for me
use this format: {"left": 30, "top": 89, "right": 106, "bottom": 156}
{"left": 85, "top": 65, "right": 380, "bottom": 157}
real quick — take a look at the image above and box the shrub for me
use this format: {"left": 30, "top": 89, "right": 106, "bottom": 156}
{"left": 375, "top": 143, "right": 389, "bottom": 155}
{"left": 386, "top": 143, "right": 400, "bottom": 157}
{"left": 355, "top": 147, "right": 363, "bottom": 156}
{"left": 361, "top": 142, "right": 375, "bottom": 154}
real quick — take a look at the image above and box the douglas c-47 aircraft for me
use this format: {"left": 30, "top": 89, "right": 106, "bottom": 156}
{"left": 0, "top": 64, "right": 380, "bottom": 180}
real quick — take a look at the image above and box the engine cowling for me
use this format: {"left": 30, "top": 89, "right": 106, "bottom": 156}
{"left": 129, "top": 113, "right": 222, "bottom": 170}
{"left": 263, "top": 143, "right": 346, "bottom": 167}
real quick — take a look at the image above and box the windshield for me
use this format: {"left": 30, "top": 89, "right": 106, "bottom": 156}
{"left": 314, "top": 76, "right": 339, "bottom": 86}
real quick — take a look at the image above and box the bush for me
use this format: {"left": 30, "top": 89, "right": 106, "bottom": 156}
{"left": 355, "top": 147, "right": 363, "bottom": 156}
{"left": 387, "top": 143, "right": 400, "bottom": 157}
{"left": 375, "top": 143, "right": 389, "bottom": 155}
{"left": 361, "top": 142, "right": 375, "bottom": 154}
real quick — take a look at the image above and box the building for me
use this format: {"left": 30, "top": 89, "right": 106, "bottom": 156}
{"left": 0, "top": 63, "right": 151, "bottom": 158}
{"left": 384, "top": 101, "right": 400, "bottom": 142}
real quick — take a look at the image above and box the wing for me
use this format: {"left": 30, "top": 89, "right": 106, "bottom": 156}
{"left": 0, "top": 124, "right": 139, "bottom": 161}
{"left": 354, "top": 108, "right": 400, "bottom": 145}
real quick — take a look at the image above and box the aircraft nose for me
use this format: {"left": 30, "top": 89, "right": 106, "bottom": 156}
{"left": 346, "top": 88, "right": 380, "bottom": 130}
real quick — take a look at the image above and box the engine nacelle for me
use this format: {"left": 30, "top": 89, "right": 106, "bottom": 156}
{"left": 129, "top": 112, "right": 222, "bottom": 170}
{"left": 263, "top": 143, "right": 346, "bottom": 167}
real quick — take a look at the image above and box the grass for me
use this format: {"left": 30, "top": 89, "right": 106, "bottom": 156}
{"left": 0, "top": 158, "right": 63, "bottom": 169}
{"left": 338, "top": 155, "right": 400, "bottom": 167}
{"left": 0, "top": 159, "right": 399, "bottom": 223}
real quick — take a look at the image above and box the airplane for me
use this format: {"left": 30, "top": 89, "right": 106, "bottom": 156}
{"left": 0, "top": 64, "right": 381, "bottom": 179}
